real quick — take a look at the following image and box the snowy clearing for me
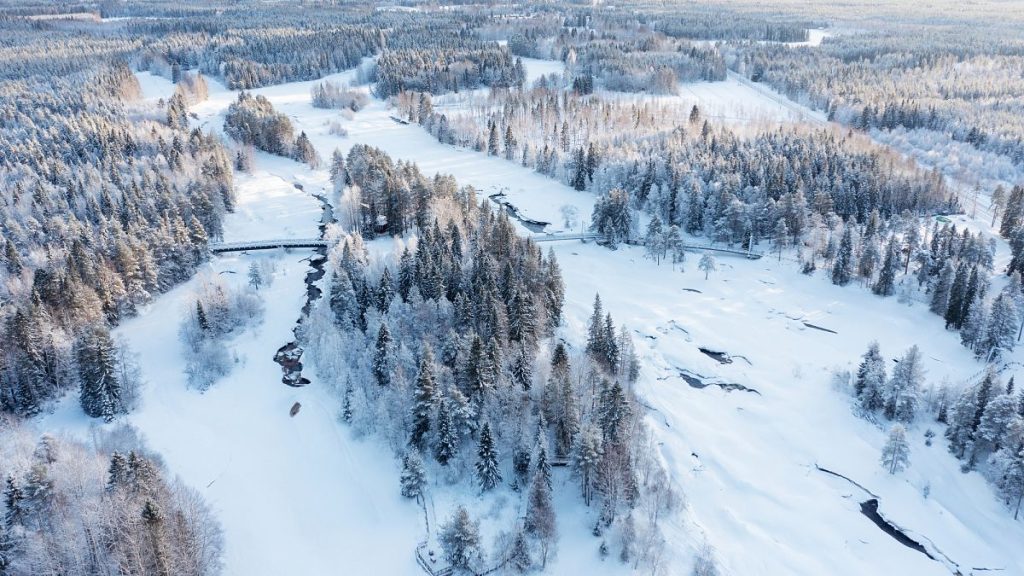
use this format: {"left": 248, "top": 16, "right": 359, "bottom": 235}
{"left": 31, "top": 60, "right": 1024, "bottom": 576}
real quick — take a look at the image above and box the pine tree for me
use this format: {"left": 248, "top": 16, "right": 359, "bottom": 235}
{"left": 884, "top": 346, "right": 923, "bottom": 423}
{"left": 855, "top": 342, "right": 887, "bottom": 411}
{"left": 586, "top": 294, "right": 605, "bottom": 361}
{"left": 434, "top": 398, "right": 458, "bottom": 466}
{"left": 832, "top": 227, "right": 854, "bottom": 286}
{"left": 544, "top": 249, "right": 564, "bottom": 331}
{"left": 873, "top": 237, "right": 898, "bottom": 296}
{"left": 945, "top": 264, "right": 969, "bottom": 328}
{"left": 572, "top": 427, "right": 603, "bottom": 506}
{"left": 524, "top": 461, "right": 557, "bottom": 569}
{"left": 930, "top": 261, "right": 955, "bottom": 315}
{"left": 107, "top": 451, "right": 130, "bottom": 490}
{"left": 409, "top": 346, "right": 436, "bottom": 450}
{"left": 376, "top": 267, "right": 395, "bottom": 312}
{"left": 881, "top": 424, "right": 910, "bottom": 474}
{"left": 372, "top": 323, "right": 392, "bottom": 387}
{"left": 1000, "top": 185, "right": 1024, "bottom": 237}
{"left": 960, "top": 293, "right": 989, "bottom": 354}
{"left": 341, "top": 379, "right": 354, "bottom": 423}
{"left": 77, "top": 325, "right": 126, "bottom": 422}
{"left": 979, "top": 394, "right": 1019, "bottom": 448}
{"left": 984, "top": 293, "right": 1019, "bottom": 360}
{"left": 3, "top": 477, "right": 25, "bottom": 528}
{"left": 994, "top": 448, "right": 1024, "bottom": 519}
{"left": 534, "top": 440, "right": 552, "bottom": 491}
{"left": 475, "top": 422, "right": 502, "bottom": 492}
{"left": 400, "top": 451, "right": 427, "bottom": 502}
{"left": 466, "top": 334, "right": 493, "bottom": 408}
{"left": 645, "top": 216, "right": 665, "bottom": 264}
{"left": 196, "top": 300, "right": 210, "bottom": 331}
{"left": 571, "top": 147, "right": 588, "bottom": 191}
{"left": 141, "top": 499, "right": 169, "bottom": 576}
{"left": 598, "top": 381, "right": 631, "bottom": 445}
{"left": 293, "top": 131, "right": 319, "bottom": 167}
{"left": 488, "top": 122, "right": 500, "bottom": 156}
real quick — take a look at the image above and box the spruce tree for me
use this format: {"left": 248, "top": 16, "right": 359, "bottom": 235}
{"left": 873, "top": 237, "right": 898, "bottom": 296}
{"left": 884, "top": 346, "right": 923, "bottom": 423}
{"left": 984, "top": 293, "right": 1019, "bottom": 360}
{"left": 475, "top": 422, "right": 502, "bottom": 492}
{"left": 409, "top": 346, "right": 436, "bottom": 451}
{"left": 572, "top": 428, "right": 602, "bottom": 506}
{"left": 945, "top": 264, "right": 969, "bottom": 328}
{"left": 434, "top": 399, "right": 458, "bottom": 466}
{"left": 831, "top": 227, "right": 854, "bottom": 286}
{"left": 399, "top": 451, "right": 427, "bottom": 502}
{"left": 524, "top": 462, "right": 557, "bottom": 568}
{"left": 372, "top": 323, "right": 392, "bottom": 387}
{"left": 77, "top": 326, "right": 125, "bottom": 422}
{"left": 929, "top": 261, "right": 955, "bottom": 315}
{"left": 598, "top": 381, "right": 631, "bottom": 445}
{"left": 855, "top": 342, "right": 887, "bottom": 411}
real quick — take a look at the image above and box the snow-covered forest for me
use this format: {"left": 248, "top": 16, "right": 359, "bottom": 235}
{"left": 3, "top": 0, "right": 1024, "bottom": 574}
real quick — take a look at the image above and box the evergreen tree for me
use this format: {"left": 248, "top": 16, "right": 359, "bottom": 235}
{"left": 993, "top": 448, "right": 1024, "bottom": 519}
{"left": 645, "top": 216, "right": 666, "bottom": 264}
{"left": 488, "top": 122, "right": 500, "bottom": 156}
{"left": 945, "top": 264, "right": 970, "bottom": 328}
{"left": 534, "top": 440, "right": 552, "bottom": 492}
{"left": 598, "top": 380, "right": 631, "bottom": 445}
{"left": 855, "top": 342, "right": 887, "bottom": 411}
{"left": 196, "top": 301, "right": 210, "bottom": 331}
{"left": 373, "top": 323, "right": 392, "bottom": 387}
{"left": 77, "top": 325, "right": 126, "bottom": 422}
{"left": 586, "top": 294, "right": 606, "bottom": 359}
{"left": 293, "top": 131, "right": 319, "bottom": 167}
{"left": 984, "top": 293, "right": 1019, "bottom": 360}
{"left": 960, "top": 294, "right": 989, "bottom": 354}
{"left": 873, "top": 237, "right": 898, "bottom": 296}
{"left": 881, "top": 424, "right": 910, "bottom": 474}
{"left": 342, "top": 379, "right": 354, "bottom": 423}
{"left": 572, "top": 427, "right": 602, "bottom": 506}
{"left": 475, "top": 422, "right": 502, "bottom": 492}
{"left": 929, "top": 261, "right": 955, "bottom": 315}
{"left": 1000, "top": 185, "right": 1024, "bottom": 237}
{"left": 884, "top": 345, "right": 923, "bottom": 423}
{"left": 571, "top": 147, "right": 588, "bottom": 191}
{"left": 434, "top": 399, "right": 458, "bottom": 466}
{"left": 524, "top": 461, "right": 557, "bottom": 569}
{"left": 400, "top": 451, "right": 427, "bottom": 502}
{"left": 832, "top": 227, "right": 854, "bottom": 286}
{"left": 329, "top": 270, "right": 358, "bottom": 328}
{"left": 409, "top": 346, "right": 436, "bottom": 451}
{"left": 544, "top": 249, "right": 565, "bottom": 331}
{"left": 3, "top": 477, "right": 25, "bottom": 529}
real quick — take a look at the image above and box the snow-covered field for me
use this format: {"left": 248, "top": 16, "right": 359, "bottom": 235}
{"left": 33, "top": 57, "right": 1024, "bottom": 576}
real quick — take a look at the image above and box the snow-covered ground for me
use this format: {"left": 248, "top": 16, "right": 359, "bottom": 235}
{"left": 196, "top": 63, "right": 1022, "bottom": 575}
{"left": 33, "top": 58, "right": 1024, "bottom": 576}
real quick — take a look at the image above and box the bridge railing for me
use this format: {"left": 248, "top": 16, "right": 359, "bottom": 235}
{"left": 209, "top": 238, "right": 326, "bottom": 253}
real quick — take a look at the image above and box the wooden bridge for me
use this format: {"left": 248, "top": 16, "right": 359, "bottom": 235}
{"left": 208, "top": 235, "right": 761, "bottom": 260}
{"left": 209, "top": 238, "right": 327, "bottom": 253}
